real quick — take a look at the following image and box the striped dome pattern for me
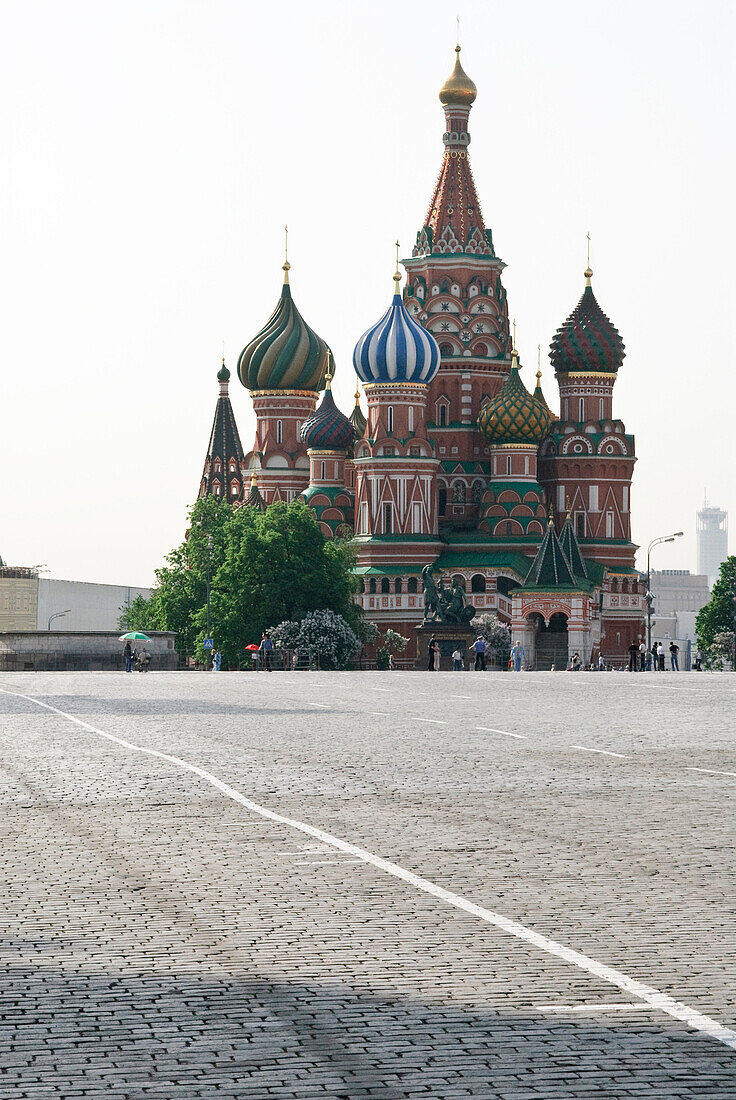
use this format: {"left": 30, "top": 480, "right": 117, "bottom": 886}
{"left": 300, "top": 386, "right": 354, "bottom": 451}
{"left": 353, "top": 294, "right": 440, "bottom": 385}
{"left": 550, "top": 279, "right": 625, "bottom": 375}
{"left": 478, "top": 359, "right": 552, "bottom": 445}
{"left": 238, "top": 281, "right": 331, "bottom": 392}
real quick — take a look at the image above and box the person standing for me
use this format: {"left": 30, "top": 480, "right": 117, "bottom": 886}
{"left": 452, "top": 647, "right": 463, "bottom": 671}
{"left": 427, "top": 636, "right": 437, "bottom": 671}
{"left": 669, "top": 641, "right": 680, "bottom": 671}
{"left": 212, "top": 650, "right": 222, "bottom": 672}
{"left": 639, "top": 640, "right": 647, "bottom": 671}
{"left": 598, "top": 653, "right": 605, "bottom": 672}
{"left": 694, "top": 648, "right": 703, "bottom": 671}
{"left": 657, "top": 642, "right": 665, "bottom": 671}
{"left": 260, "top": 632, "right": 273, "bottom": 672}
{"left": 650, "top": 641, "right": 659, "bottom": 671}
{"left": 123, "top": 640, "right": 133, "bottom": 673}
{"left": 628, "top": 640, "right": 638, "bottom": 672}
{"left": 511, "top": 641, "right": 524, "bottom": 672}
{"left": 433, "top": 641, "right": 441, "bottom": 671}
{"left": 472, "top": 635, "right": 486, "bottom": 671}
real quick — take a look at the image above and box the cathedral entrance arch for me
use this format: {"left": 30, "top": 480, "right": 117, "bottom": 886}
{"left": 534, "top": 611, "right": 569, "bottom": 670}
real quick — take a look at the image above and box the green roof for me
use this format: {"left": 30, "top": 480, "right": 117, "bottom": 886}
{"left": 559, "top": 517, "right": 587, "bottom": 579}
{"left": 435, "top": 551, "right": 531, "bottom": 576}
{"left": 353, "top": 565, "right": 423, "bottom": 575}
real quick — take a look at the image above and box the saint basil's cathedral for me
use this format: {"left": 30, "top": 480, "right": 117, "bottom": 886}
{"left": 199, "top": 47, "right": 645, "bottom": 667}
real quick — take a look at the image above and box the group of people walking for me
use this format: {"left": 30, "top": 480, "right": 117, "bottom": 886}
{"left": 627, "top": 639, "right": 680, "bottom": 672}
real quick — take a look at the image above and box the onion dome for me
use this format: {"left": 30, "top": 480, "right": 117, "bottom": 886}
{"left": 439, "top": 45, "right": 477, "bottom": 107}
{"left": 300, "top": 367, "right": 354, "bottom": 451}
{"left": 349, "top": 385, "right": 367, "bottom": 439}
{"left": 478, "top": 351, "right": 553, "bottom": 444}
{"left": 550, "top": 269, "right": 625, "bottom": 375}
{"left": 217, "top": 358, "right": 230, "bottom": 383}
{"left": 238, "top": 265, "right": 332, "bottom": 392}
{"left": 353, "top": 276, "right": 441, "bottom": 385}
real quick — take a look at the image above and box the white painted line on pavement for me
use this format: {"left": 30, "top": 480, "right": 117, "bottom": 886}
{"left": 450, "top": 695, "right": 471, "bottom": 699}
{"left": 687, "top": 767, "right": 736, "bottom": 779}
{"left": 5, "top": 686, "right": 736, "bottom": 1054}
{"left": 294, "top": 859, "right": 365, "bottom": 866}
{"left": 572, "top": 745, "right": 629, "bottom": 759}
{"left": 374, "top": 688, "right": 390, "bottom": 692}
{"left": 536, "top": 1002, "right": 651, "bottom": 1013}
{"left": 305, "top": 702, "right": 329, "bottom": 708}
{"left": 410, "top": 717, "right": 446, "bottom": 724}
{"left": 370, "top": 711, "right": 388, "bottom": 716}
{"left": 476, "top": 726, "right": 526, "bottom": 740}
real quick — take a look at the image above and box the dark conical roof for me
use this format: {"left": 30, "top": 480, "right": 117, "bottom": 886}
{"left": 199, "top": 361, "right": 245, "bottom": 502}
{"left": 559, "top": 515, "right": 588, "bottom": 579}
{"left": 524, "top": 520, "right": 576, "bottom": 588}
{"left": 243, "top": 473, "right": 266, "bottom": 511}
{"left": 349, "top": 394, "right": 367, "bottom": 439}
{"left": 550, "top": 273, "right": 625, "bottom": 375}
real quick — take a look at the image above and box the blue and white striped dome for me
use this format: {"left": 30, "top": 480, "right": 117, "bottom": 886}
{"left": 353, "top": 294, "right": 441, "bottom": 385}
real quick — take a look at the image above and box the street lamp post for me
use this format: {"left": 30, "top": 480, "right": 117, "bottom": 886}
{"left": 645, "top": 532, "right": 684, "bottom": 653}
{"left": 206, "top": 535, "right": 213, "bottom": 641}
{"left": 48, "top": 609, "right": 72, "bottom": 631}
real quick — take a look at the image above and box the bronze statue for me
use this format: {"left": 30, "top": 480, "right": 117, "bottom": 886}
{"left": 422, "top": 564, "right": 475, "bottom": 624}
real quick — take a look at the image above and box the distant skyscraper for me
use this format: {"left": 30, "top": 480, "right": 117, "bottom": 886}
{"left": 697, "top": 498, "right": 728, "bottom": 587}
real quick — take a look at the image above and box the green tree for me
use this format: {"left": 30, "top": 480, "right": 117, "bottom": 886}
{"left": 696, "top": 556, "right": 736, "bottom": 660}
{"left": 125, "top": 497, "right": 360, "bottom": 667}
{"left": 376, "top": 628, "right": 409, "bottom": 669}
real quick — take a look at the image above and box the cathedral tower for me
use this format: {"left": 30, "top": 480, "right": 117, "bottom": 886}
{"left": 402, "top": 46, "right": 512, "bottom": 524}
{"left": 352, "top": 267, "right": 443, "bottom": 572}
{"left": 539, "top": 267, "right": 637, "bottom": 567}
{"left": 237, "top": 261, "right": 332, "bottom": 504}
{"left": 198, "top": 359, "right": 247, "bottom": 502}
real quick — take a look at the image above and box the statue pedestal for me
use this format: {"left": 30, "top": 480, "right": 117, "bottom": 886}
{"left": 416, "top": 621, "right": 477, "bottom": 671}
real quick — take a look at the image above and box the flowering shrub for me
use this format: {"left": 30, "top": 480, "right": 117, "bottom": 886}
{"left": 476, "top": 614, "right": 511, "bottom": 657}
{"left": 376, "top": 627, "right": 410, "bottom": 670}
{"left": 271, "top": 609, "right": 361, "bottom": 669}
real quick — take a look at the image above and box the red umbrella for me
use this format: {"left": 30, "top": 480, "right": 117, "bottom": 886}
{"left": 244, "top": 644, "right": 260, "bottom": 651}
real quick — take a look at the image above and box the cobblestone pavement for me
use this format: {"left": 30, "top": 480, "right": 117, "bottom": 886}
{"left": 0, "top": 669, "right": 734, "bottom": 1099}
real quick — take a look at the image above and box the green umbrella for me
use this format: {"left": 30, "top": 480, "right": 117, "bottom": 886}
{"left": 119, "top": 632, "right": 151, "bottom": 641}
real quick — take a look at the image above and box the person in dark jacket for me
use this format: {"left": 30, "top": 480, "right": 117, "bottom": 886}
{"left": 123, "top": 641, "right": 133, "bottom": 673}
{"left": 427, "top": 636, "right": 438, "bottom": 671}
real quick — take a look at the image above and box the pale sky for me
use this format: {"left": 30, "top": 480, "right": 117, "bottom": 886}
{"left": 1, "top": 0, "right": 733, "bottom": 586}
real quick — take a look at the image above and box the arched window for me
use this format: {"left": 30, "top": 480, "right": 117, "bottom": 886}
{"left": 440, "top": 343, "right": 453, "bottom": 356}
{"left": 229, "top": 462, "right": 236, "bottom": 475}
{"left": 438, "top": 486, "right": 447, "bottom": 515}
{"left": 506, "top": 455, "right": 512, "bottom": 476}
{"left": 214, "top": 460, "right": 222, "bottom": 474}
{"left": 276, "top": 420, "right": 283, "bottom": 444}
{"left": 471, "top": 574, "right": 486, "bottom": 593}
{"left": 578, "top": 398, "right": 584, "bottom": 422}
{"left": 230, "top": 482, "right": 239, "bottom": 496}
{"left": 438, "top": 403, "right": 448, "bottom": 426}
{"left": 320, "top": 461, "right": 326, "bottom": 480}
{"left": 394, "top": 577, "right": 403, "bottom": 594}
{"left": 387, "top": 406, "right": 394, "bottom": 433}
{"left": 380, "top": 577, "right": 391, "bottom": 594}
{"left": 213, "top": 482, "right": 221, "bottom": 496}
{"left": 408, "top": 577, "right": 418, "bottom": 594}
{"left": 408, "top": 406, "right": 414, "bottom": 432}
{"left": 610, "top": 578, "right": 619, "bottom": 593}
{"left": 453, "top": 481, "right": 466, "bottom": 503}
{"left": 599, "top": 397, "right": 604, "bottom": 420}
{"left": 369, "top": 579, "right": 377, "bottom": 594}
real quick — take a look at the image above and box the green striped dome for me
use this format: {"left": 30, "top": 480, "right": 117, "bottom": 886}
{"left": 238, "top": 273, "right": 332, "bottom": 392}
{"left": 478, "top": 354, "right": 552, "bottom": 445}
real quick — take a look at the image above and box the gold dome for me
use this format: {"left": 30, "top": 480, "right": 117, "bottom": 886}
{"left": 439, "top": 46, "right": 477, "bottom": 107}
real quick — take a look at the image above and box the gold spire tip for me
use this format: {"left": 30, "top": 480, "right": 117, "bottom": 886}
{"left": 354, "top": 384, "right": 360, "bottom": 404}
{"left": 325, "top": 349, "right": 333, "bottom": 388}
{"left": 282, "top": 224, "right": 290, "bottom": 282}
{"left": 584, "top": 231, "right": 592, "bottom": 284}
{"left": 393, "top": 239, "right": 401, "bottom": 293}
{"left": 251, "top": 470, "right": 258, "bottom": 487}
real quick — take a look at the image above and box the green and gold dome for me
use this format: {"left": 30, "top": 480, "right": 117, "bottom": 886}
{"left": 237, "top": 264, "right": 332, "bottom": 392}
{"left": 478, "top": 351, "right": 552, "bottom": 444}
